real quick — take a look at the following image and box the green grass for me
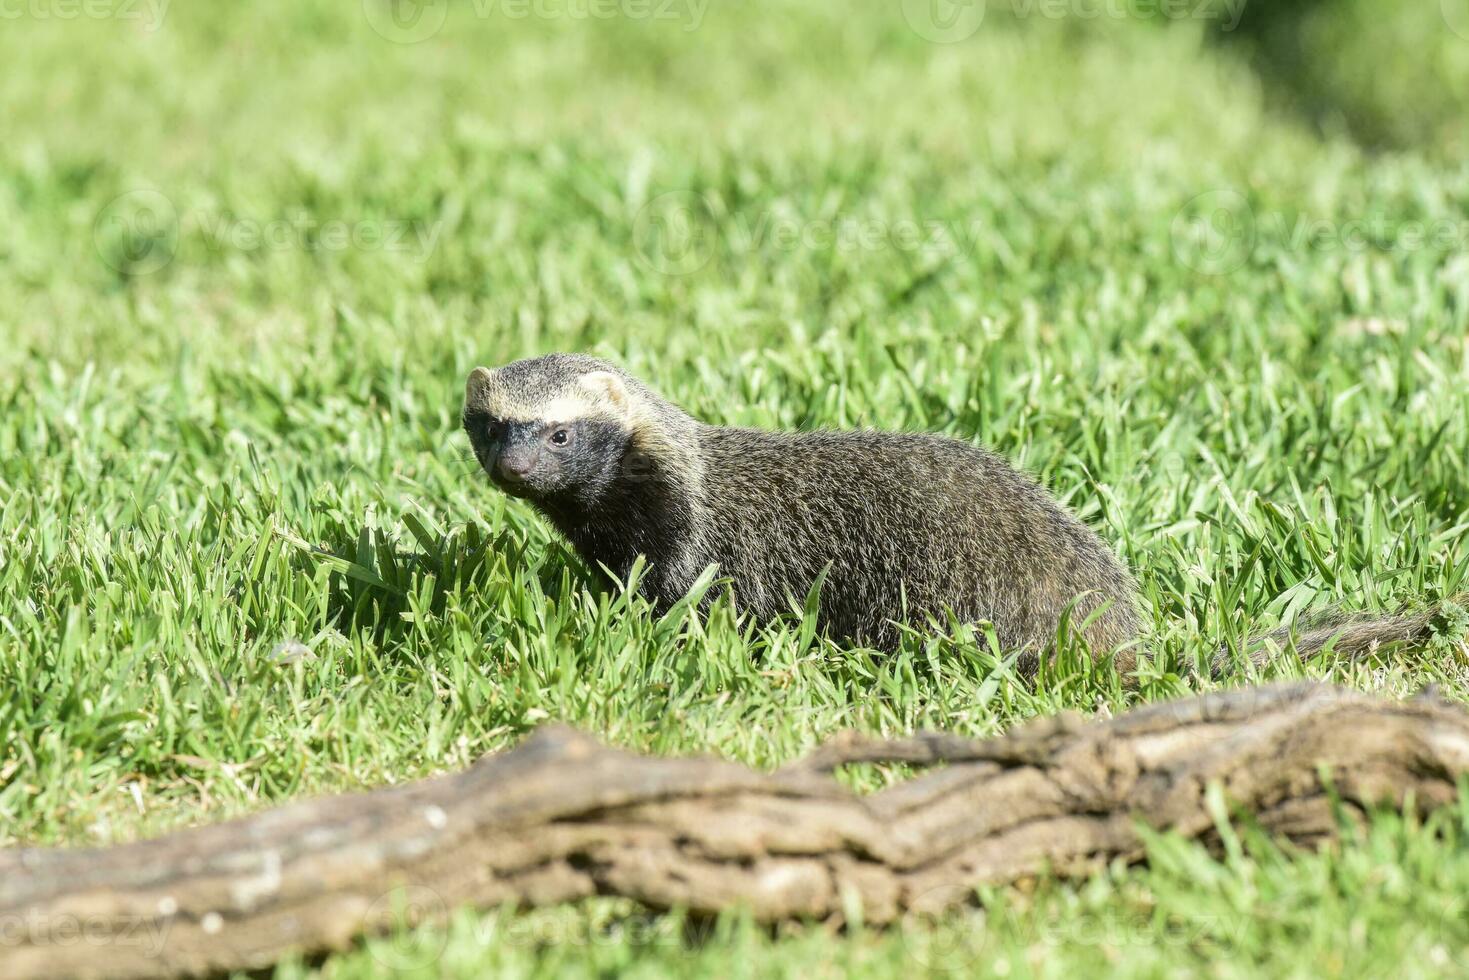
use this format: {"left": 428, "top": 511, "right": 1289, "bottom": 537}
{"left": 3, "top": 1, "right": 1469, "bottom": 976}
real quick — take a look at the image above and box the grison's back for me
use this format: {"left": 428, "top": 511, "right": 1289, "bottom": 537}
{"left": 695, "top": 426, "right": 1141, "bottom": 655}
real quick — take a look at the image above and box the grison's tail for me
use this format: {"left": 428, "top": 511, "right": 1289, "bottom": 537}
{"left": 1209, "top": 595, "right": 1469, "bottom": 678}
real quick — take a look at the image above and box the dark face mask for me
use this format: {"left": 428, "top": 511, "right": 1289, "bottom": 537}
{"left": 466, "top": 415, "right": 632, "bottom": 505}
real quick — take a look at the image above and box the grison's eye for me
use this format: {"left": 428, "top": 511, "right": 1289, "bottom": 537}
{"left": 548, "top": 427, "right": 573, "bottom": 448}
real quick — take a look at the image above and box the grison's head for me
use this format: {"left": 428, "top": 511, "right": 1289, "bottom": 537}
{"left": 462, "top": 354, "right": 647, "bottom": 507}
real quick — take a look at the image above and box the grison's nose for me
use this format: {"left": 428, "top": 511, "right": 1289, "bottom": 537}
{"left": 497, "top": 448, "right": 536, "bottom": 482}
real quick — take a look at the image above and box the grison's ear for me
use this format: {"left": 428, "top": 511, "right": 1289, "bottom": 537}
{"left": 465, "top": 366, "right": 495, "bottom": 406}
{"left": 580, "top": 371, "right": 632, "bottom": 419}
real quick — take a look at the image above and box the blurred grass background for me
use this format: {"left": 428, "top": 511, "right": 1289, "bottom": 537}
{"left": 1227, "top": 0, "right": 1469, "bottom": 157}
{"left": 2, "top": 1, "right": 1469, "bottom": 976}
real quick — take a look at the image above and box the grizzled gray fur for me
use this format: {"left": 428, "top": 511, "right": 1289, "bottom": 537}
{"left": 462, "top": 353, "right": 1141, "bottom": 669}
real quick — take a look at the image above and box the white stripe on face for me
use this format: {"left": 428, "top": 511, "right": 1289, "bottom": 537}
{"left": 526, "top": 393, "right": 604, "bottom": 425}
{"left": 464, "top": 368, "right": 619, "bottom": 426}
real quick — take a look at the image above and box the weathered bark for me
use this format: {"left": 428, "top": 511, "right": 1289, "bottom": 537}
{"left": 4, "top": 682, "right": 1469, "bottom": 979}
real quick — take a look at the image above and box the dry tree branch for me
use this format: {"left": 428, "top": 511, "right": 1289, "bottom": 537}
{"left": 4, "top": 682, "right": 1469, "bottom": 979}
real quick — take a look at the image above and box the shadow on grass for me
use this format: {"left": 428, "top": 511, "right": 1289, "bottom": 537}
{"left": 294, "top": 519, "right": 594, "bottom": 645}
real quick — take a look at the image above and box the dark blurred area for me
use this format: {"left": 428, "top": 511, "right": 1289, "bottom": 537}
{"left": 1221, "top": 0, "right": 1468, "bottom": 156}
